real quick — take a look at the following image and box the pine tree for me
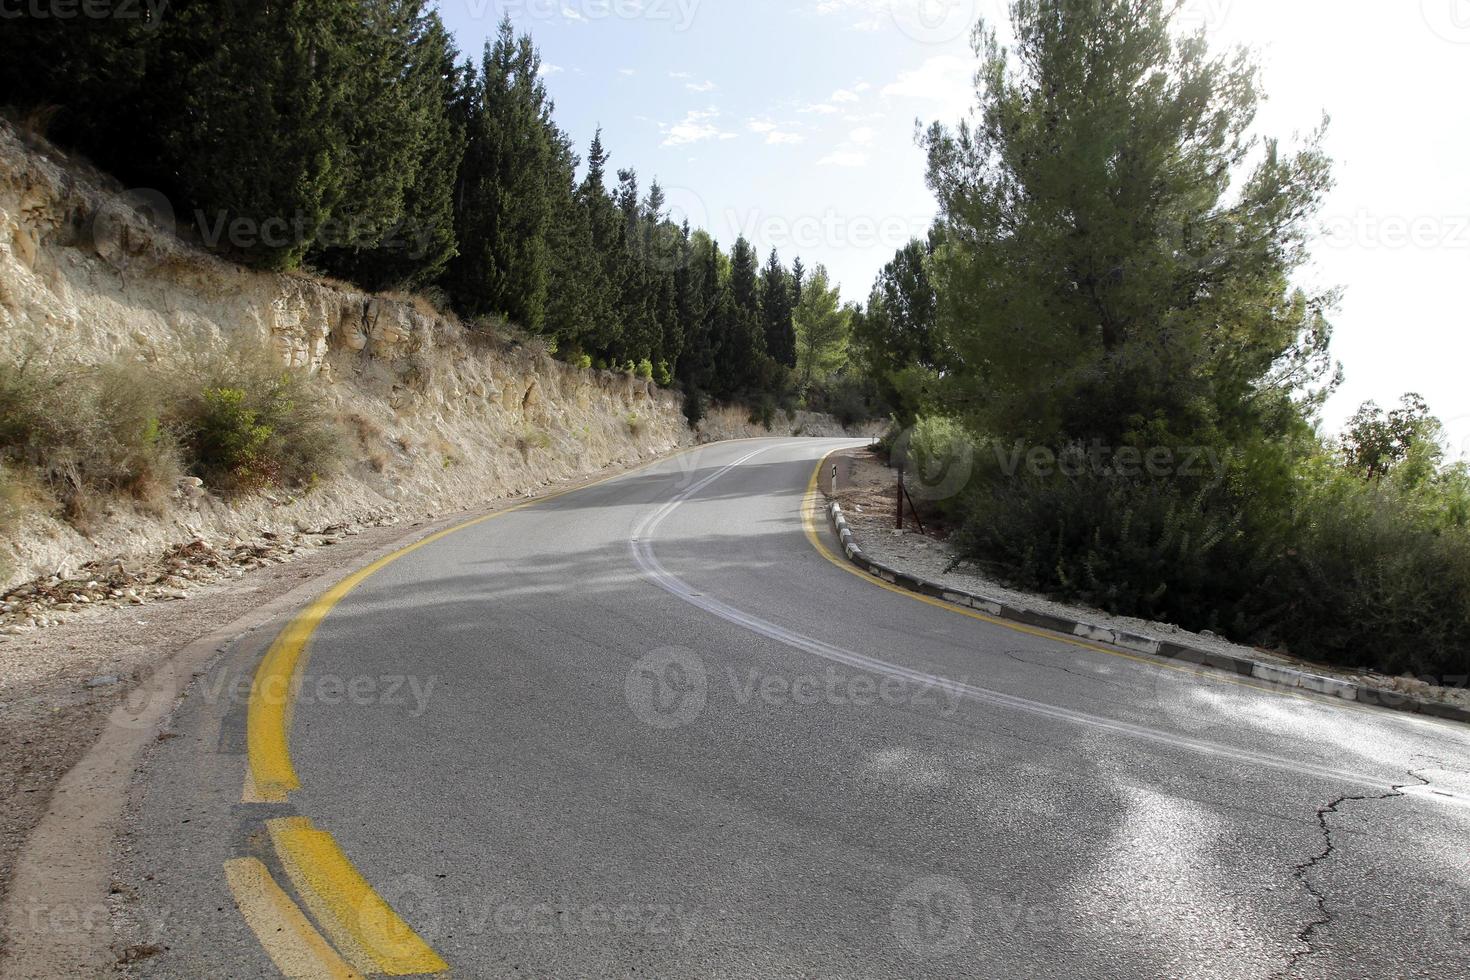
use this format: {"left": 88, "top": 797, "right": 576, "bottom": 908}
{"left": 794, "top": 265, "right": 851, "bottom": 390}
{"left": 851, "top": 238, "right": 942, "bottom": 421}
{"left": 760, "top": 249, "right": 797, "bottom": 369}
{"left": 445, "top": 16, "right": 556, "bottom": 327}
{"left": 729, "top": 237, "right": 761, "bottom": 320}
{"left": 923, "top": 0, "right": 1336, "bottom": 448}
{"left": 316, "top": 5, "right": 466, "bottom": 289}
{"left": 153, "top": 1, "right": 373, "bottom": 270}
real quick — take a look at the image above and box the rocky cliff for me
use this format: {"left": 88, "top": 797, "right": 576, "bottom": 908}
{"left": 0, "top": 121, "right": 861, "bottom": 590}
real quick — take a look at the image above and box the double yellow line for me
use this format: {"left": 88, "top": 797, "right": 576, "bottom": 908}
{"left": 232, "top": 444, "right": 716, "bottom": 977}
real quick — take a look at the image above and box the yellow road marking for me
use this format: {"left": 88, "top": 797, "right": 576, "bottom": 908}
{"left": 268, "top": 818, "right": 447, "bottom": 977}
{"left": 246, "top": 442, "right": 713, "bottom": 803}
{"left": 799, "top": 453, "right": 1358, "bottom": 707}
{"left": 239, "top": 440, "right": 730, "bottom": 976}
{"left": 224, "top": 857, "right": 365, "bottom": 980}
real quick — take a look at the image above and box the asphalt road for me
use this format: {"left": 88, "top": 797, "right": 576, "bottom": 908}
{"left": 120, "top": 437, "right": 1470, "bottom": 979}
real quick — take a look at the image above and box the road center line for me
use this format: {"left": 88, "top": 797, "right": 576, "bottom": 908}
{"left": 627, "top": 445, "right": 1419, "bottom": 799}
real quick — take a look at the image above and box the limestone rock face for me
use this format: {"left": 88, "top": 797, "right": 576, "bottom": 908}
{"left": 0, "top": 119, "right": 865, "bottom": 589}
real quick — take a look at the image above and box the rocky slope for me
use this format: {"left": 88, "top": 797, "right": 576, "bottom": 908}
{"left": 0, "top": 120, "right": 863, "bottom": 595}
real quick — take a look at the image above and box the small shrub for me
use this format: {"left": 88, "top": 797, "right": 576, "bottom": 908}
{"left": 748, "top": 398, "right": 776, "bottom": 432}
{"left": 189, "top": 387, "right": 276, "bottom": 490}
{"left": 626, "top": 412, "right": 644, "bottom": 437}
{"left": 654, "top": 360, "right": 673, "bottom": 387}
{"left": 574, "top": 353, "right": 593, "bottom": 371}
{"left": 171, "top": 347, "right": 340, "bottom": 496}
{"left": 515, "top": 428, "right": 551, "bottom": 458}
{"left": 0, "top": 355, "right": 179, "bottom": 520}
{"left": 635, "top": 359, "right": 654, "bottom": 381}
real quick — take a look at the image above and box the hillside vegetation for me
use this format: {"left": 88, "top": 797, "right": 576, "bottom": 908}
{"left": 858, "top": 0, "right": 1470, "bottom": 680}
{"left": 0, "top": 3, "right": 881, "bottom": 426}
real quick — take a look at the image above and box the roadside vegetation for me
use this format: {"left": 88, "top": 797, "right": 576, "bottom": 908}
{"left": 0, "top": 4, "right": 877, "bottom": 425}
{"left": 0, "top": 347, "right": 340, "bottom": 527}
{"left": 849, "top": 0, "right": 1469, "bottom": 679}
{"left": 2, "top": 0, "right": 1457, "bottom": 679}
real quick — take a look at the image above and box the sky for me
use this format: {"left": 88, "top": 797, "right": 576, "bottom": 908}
{"left": 437, "top": 0, "right": 1470, "bottom": 447}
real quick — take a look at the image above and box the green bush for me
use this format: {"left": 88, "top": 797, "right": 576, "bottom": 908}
{"left": 1274, "top": 459, "right": 1470, "bottom": 677}
{"left": 951, "top": 435, "right": 1470, "bottom": 678}
{"left": 172, "top": 350, "right": 340, "bottom": 495}
{"left": 654, "top": 360, "right": 673, "bottom": 388}
{"left": 635, "top": 358, "right": 654, "bottom": 381}
{"left": 953, "top": 462, "right": 1260, "bottom": 633}
{"left": 748, "top": 398, "right": 776, "bottom": 432}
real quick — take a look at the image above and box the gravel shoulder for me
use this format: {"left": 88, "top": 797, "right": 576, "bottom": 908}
{"left": 827, "top": 447, "right": 1470, "bottom": 714}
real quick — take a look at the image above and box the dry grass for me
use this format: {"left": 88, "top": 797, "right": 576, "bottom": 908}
{"left": 0, "top": 341, "right": 341, "bottom": 520}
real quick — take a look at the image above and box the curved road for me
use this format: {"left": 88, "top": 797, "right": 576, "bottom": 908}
{"left": 123, "top": 438, "right": 1470, "bottom": 978}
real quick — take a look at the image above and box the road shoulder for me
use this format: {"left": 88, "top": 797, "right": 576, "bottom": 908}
{"left": 817, "top": 447, "right": 1470, "bottom": 728}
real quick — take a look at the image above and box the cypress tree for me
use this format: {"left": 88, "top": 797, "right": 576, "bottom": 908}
{"left": 445, "top": 16, "right": 556, "bottom": 327}
{"left": 316, "top": 5, "right": 466, "bottom": 290}
{"left": 154, "top": 1, "right": 369, "bottom": 270}
{"left": 760, "top": 249, "right": 797, "bottom": 368}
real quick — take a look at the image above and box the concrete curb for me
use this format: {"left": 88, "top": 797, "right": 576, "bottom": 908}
{"left": 826, "top": 500, "right": 1470, "bottom": 727}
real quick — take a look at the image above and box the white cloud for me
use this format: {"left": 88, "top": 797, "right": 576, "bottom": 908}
{"left": 560, "top": 6, "right": 585, "bottom": 21}
{"left": 619, "top": 68, "right": 637, "bottom": 76}
{"left": 800, "top": 103, "right": 840, "bottom": 115}
{"left": 767, "top": 131, "right": 805, "bottom": 145}
{"left": 669, "top": 71, "right": 693, "bottom": 80}
{"left": 881, "top": 54, "right": 975, "bottom": 122}
{"left": 818, "top": 150, "right": 868, "bottom": 168}
{"left": 540, "top": 63, "right": 564, "bottom": 76}
{"left": 849, "top": 126, "right": 876, "bottom": 145}
{"left": 686, "top": 80, "right": 718, "bottom": 93}
{"left": 747, "top": 119, "right": 779, "bottom": 134}
{"left": 662, "top": 108, "right": 737, "bottom": 147}
{"left": 831, "top": 89, "right": 860, "bottom": 104}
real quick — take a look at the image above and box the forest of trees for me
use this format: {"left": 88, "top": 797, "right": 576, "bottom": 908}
{"left": 0, "top": 2, "right": 872, "bottom": 424}
{"left": 851, "top": 0, "right": 1470, "bottom": 678}
{"left": 5, "top": 0, "right": 1463, "bottom": 679}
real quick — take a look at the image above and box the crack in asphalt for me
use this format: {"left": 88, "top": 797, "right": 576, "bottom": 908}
{"left": 1275, "top": 768, "right": 1433, "bottom": 978}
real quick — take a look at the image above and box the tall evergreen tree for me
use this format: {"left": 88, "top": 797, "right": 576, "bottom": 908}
{"left": 729, "top": 237, "right": 761, "bottom": 319}
{"left": 316, "top": 5, "right": 466, "bottom": 289}
{"left": 851, "top": 237, "right": 942, "bottom": 421}
{"left": 445, "top": 16, "right": 557, "bottom": 327}
{"left": 794, "top": 265, "right": 851, "bottom": 390}
{"left": 760, "top": 249, "right": 797, "bottom": 369}
{"left": 159, "top": 1, "right": 368, "bottom": 269}
{"left": 923, "top": 0, "right": 1337, "bottom": 449}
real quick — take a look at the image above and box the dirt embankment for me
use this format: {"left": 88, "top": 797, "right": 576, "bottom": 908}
{"left": 0, "top": 119, "right": 857, "bottom": 596}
